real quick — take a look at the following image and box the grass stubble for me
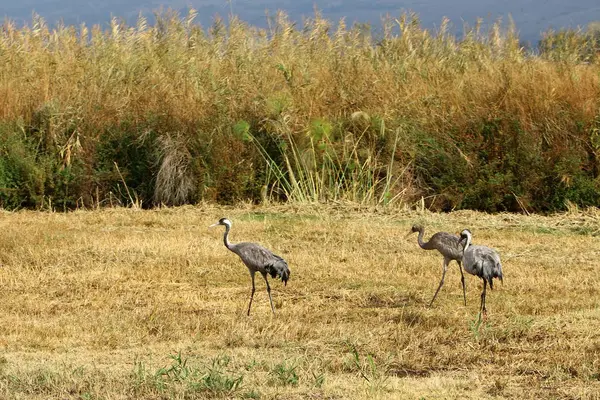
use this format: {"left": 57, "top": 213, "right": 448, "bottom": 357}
{"left": 0, "top": 204, "right": 598, "bottom": 399}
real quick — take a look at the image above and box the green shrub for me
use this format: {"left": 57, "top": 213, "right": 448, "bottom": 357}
{"left": 93, "top": 121, "right": 160, "bottom": 207}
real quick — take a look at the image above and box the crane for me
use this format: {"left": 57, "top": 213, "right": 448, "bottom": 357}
{"left": 459, "top": 229, "right": 503, "bottom": 319}
{"left": 409, "top": 225, "right": 467, "bottom": 306}
{"left": 210, "top": 218, "right": 290, "bottom": 315}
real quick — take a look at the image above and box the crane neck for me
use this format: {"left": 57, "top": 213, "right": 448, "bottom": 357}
{"left": 223, "top": 223, "right": 233, "bottom": 250}
{"left": 462, "top": 233, "right": 472, "bottom": 252}
{"left": 416, "top": 227, "right": 428, "bottom": 249}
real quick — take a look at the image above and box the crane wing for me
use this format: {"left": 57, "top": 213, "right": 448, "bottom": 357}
{"left": 481, "top": 250, "right": 503, "bottom": 289}
{"left": 266, "top": 256, "right": 290, "bottom": 286}
{"left": 467, "top": 245, "right": 503, "bottom": 289}
{"left": 430, "top": 232, "right": 463, "bottom": 260}
{"left": 233, "top": 242, "right": 291, "bottom": 285}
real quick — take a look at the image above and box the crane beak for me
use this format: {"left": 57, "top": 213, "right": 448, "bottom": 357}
{"left": 208, "top": 222, "right": 219, "bottom": 228}
{"left": 404, "top": 230, "right": 414, "bottom": 239}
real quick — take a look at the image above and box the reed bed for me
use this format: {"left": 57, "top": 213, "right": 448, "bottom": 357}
{"left": 0, "top": 11, "right": 599, "bottom": 211}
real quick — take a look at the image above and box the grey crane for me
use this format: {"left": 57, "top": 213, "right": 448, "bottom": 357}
{"left": 210, "top": 217, "right": 290, "bottom": 316}
{"left": 409, "top": 225, "right": 467, "bottom": 307}
{"left": 459, "top": 229, "right": 503, "bottom": 319}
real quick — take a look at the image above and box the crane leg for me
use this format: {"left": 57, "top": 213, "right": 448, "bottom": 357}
{"left": 262, "top": 273, "right": 275, "bottom": 314}
{"left": 458, "top": 261, "right": 467, "bottom": 306}
{"left": 478, "top": 280, "right": 488, "bottom": 321}
{"left": 247, "top": 271, "right": 256, "bottom": 316}
{"left": 429, "top": 258, "right": 449, "bottom": 307}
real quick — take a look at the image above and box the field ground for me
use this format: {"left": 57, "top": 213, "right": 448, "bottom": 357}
{"left": 0, "top": 204, "right": 598, "bottom": 399}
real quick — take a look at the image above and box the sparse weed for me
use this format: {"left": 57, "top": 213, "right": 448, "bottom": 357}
{"left": 244, "top": 359, "right": 259, "bottom": 371}
{"left": 346, "top": 342, "right": 390, "bottom": 393}
{"left": 133, "top": 352, "right": 244, "bottom": 396}
{"left": 242, "top": 389, "right": 261, "bottom": 399}
{"left": 469, "top": 314, "right": 485, "bottom": 340}
{"left": 269, "top": 361, "right": 299, "bottom": 387}
{"left": 155, "top": 351, "right": 193, "bottom": 383}
{"left": 195, "top": 355, "right": 244, "bottom": 394}
{"left": 311, "top": 370, "right": 326, "bottom": 388}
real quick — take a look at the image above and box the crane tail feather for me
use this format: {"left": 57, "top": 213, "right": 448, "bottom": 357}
{"left": 266, "top": 258, "right": 290, "bottom": 286}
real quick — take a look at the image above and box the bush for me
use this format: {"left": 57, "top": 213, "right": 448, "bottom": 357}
{"left": 0, "top": 122, "right": 85, "bottom": 210}
{"left": 413, "top": 118, "right": 600, "bottom": 212}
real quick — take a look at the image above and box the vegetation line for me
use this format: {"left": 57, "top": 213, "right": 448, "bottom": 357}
{"left": 0, "top": 10, "right": 599, "bottom": 211}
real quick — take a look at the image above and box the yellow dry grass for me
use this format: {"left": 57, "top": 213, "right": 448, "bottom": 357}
{"left": 0, "top": 204, "right": 598, "bottom": 399}
{"left": 1, "top": 12, "right": 598, "bottom": 140}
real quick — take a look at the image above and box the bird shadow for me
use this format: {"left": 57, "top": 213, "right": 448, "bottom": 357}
{"left": 387, "top": 362, "right": 433, "bottom": 378}
{"left": 361, "top": 292, "right": 425, "bottom": 309}
{"left": 389, "top": 309, "right": 426, "bottom": 327}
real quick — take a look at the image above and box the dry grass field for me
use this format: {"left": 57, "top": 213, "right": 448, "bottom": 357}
{"left": 0, "top": 204, "right": 598, "bottom": 399}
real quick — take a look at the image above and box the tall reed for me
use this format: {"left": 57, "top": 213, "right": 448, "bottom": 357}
{"left": 0, "top": 10, "right": 599, "bottom": 211}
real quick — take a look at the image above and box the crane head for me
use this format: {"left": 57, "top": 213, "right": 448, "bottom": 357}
{"left": 460, "top": 229, "right": 472, "bottom": 240}
{"left": 209, "top": 217, "right": 232, "bottom": 228}
{"left": 410, "top": 224, "right": 422, "bottom": 233}
{"left": 458, "top": 229, "right": 472, "bottom": 250}
{"left": 405, "top": 224, "right": 422, "bottom": 238}
{"left": 409, "top": 224, "right": 423, "bottom": 233}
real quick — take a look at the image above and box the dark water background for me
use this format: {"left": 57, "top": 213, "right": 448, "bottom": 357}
{"left": 3, "top": 1, "right": 600, "bottom": 44}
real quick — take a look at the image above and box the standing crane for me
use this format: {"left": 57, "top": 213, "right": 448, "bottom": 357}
{"left": 459, "top": 229, "right": 503, "bottom": 319}
{"left": 409, "top": 225, "right": 467, "bottom": 307}
{"left": 210, "top": 218, "right": 290, "bottom": 316}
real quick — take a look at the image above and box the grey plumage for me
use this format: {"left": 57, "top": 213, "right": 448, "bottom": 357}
{"left": 409, "top": 224, "right": 467, "bottom": 306}
{"left": 460, "top": 229, "right": 503, "bottom": 318}
{"left": 210, "top": 217, "right": 290, "bottom": 315}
